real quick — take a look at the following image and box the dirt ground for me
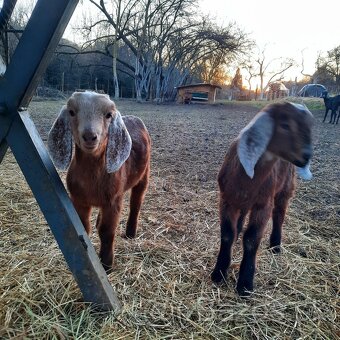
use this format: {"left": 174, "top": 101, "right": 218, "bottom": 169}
{"left": 0, "top": 98, "right": 339, "bottom": 338}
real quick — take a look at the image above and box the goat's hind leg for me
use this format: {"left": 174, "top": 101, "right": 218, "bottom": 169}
{"left": 125, "top": 170, "right": 149, "bottom": 239}
{"left": 270, "top": 192, "right": 290, "bottom": 254}
{"left": 336, "top": 111, "right": 340, "bottom": 124}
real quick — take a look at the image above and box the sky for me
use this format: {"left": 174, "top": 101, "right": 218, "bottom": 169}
{"left": 63, "top": 0, "right": 339, "bottom": 86}
{"left": 2, "top": 0, "right": 337, "bottom": 86}
{"left": 199, "top": 0, "right": 340, "bottom": 82}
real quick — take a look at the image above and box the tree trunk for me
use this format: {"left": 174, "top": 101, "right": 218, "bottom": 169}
{"left": 135, "top": 56, "right": 142, "bottom": 102}
{"left": 112, "top": 41, "right": 119, "bottom": 99}
{"left": 61, "top": 72, "right": 65, "bottom": 92}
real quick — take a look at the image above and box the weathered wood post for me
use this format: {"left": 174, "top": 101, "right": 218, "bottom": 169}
{"left": 0, "top": 0, "right": 120, "bottom": 312}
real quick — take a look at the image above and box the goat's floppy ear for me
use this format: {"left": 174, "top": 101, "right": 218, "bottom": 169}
{"left": 47, "top": 106, "right": 73, "bottom": 171}
{"left": 106, "top": 111, "right": 132, "bottom": 173}
{"left": 237, "top": 111, "right": 274, "bottom": 179}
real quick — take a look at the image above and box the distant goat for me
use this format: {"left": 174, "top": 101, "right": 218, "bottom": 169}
{"left": 322, "top": 91, "right": 340, "bottom": 124}
{"left": 211, "top": 102, "right": 313, "bottom": 296}
{"left": 48, "top": 91, "right": 151, "bottom": 272}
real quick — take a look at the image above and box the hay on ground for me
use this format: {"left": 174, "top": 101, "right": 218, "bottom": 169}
{"left": 0, "top": 99, "right": 338, "bottom": 339}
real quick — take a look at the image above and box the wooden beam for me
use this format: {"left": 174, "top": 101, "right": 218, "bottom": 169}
{"left": 4, "top": 111, "right": 121, "bottom": 312}
{"left": 0, "top": 0, "right": 121, "bottom": 312}
{"left": 0, "top": 0, "right": 79, "bottom": 109}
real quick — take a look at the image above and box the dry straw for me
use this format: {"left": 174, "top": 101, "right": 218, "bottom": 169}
{"left": 0, "top": 99, "right": 338, "bottom": 339}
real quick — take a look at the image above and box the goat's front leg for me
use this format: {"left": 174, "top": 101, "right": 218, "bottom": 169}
{"left": 322, "top": 109, "right": 328, "bottom": 122}
{"left": 97, "top": 197, "right": 123, "bottom": 272}
{"left": 211, "top": 202, "right": 239, "bottom": 284}
{"left": 72, "top": 200, "right": 92, "bottom": 234}
{"left": 237, "top": 203, "right": 272, "bottom": 296}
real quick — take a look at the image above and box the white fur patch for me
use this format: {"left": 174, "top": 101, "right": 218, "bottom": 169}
{"left": 290, "top": 102, "right": 313, "bottom": 118}
{"left": 296, "top": 161, "right": 313, "bottom": 180}
{"left": 291, "top": 102, "right": 306, "bottom": 111}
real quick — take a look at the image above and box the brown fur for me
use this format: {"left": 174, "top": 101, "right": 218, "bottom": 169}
{"left": 48, "top": 92, "right": 151, "bottom": 272}
{"left": 211, "top": 102, "right": 313, "bottom": 296}
{"left": 67, "top": 116, "right": 151, "bottom": 272}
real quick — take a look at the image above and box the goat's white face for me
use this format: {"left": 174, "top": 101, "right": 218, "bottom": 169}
{"left": 48, "top": 91, "right": 132, "bottom": 173}
{"left": 67, "top": 92, "right": 115, "bottom": 154}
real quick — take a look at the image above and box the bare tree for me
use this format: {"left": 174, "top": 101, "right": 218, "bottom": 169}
{"left": 83, "top": 0, "right": 140, "bottom": 99}
{"left": 191, "top": 22, "right": 251, "bottom": 86}
{"left": 1, "top": 0, "right": 35, "bottom": 66}
{"left": 316, "top": 45, "right": 340, "bottom": 92}
{"left": 241, "top": 61, "right": 257, "bottom": 98}
{"left": 300, "top": 48, "right": 319, "bottom": 84}
{"left": 250, "top": 45, "right": 295, "bottom": 99}
{"left": 64, "top": 0, "right": 250, "bottom": 101}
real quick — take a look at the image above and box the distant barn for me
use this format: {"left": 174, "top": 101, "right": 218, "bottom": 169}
{"left": 176, "top": 83, "right": 221, "bottom": 104}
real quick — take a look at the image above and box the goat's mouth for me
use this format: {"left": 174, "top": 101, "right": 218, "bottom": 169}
{"left": 292, "top": 159, "right": 309, "bottom": 167}
{"left": 82, "top": 143, "right": 99, "bottom": 152}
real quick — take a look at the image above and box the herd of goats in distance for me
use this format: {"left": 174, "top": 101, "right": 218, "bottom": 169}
{"left": 48, "top": 88, "right": 338, "bottom": 297}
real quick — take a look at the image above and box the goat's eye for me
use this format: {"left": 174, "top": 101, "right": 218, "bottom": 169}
{"left": 280, "top": 123, "right": 290, "bottom": 131}
{"left": 105, "top": 112, "right": 112, "bottom": 119}
{"left": 69, "top": 110, "right": 75, "bottom": 117}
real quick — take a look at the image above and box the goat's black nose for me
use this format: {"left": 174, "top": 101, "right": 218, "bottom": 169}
{"left": 82, "top": 131, "right": 97, "bottom": 142}
{"left": 302, "top": 151, "right": 312, "bottom": 162}
{"left": 302, "top": 145, "right": 312, "bottom": 162}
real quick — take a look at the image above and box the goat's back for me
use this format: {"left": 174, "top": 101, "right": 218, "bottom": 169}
{"left": 123, "top": 115, "right": 151, "bottom": 176}
{"left": 218, "top": 141, "right": 295, "bottom": 211}
{"left": 324, "top": 95, "right": 340, "bottom": 109}
{"left": 123, "top": 115, "right": 151, "bottom": 168}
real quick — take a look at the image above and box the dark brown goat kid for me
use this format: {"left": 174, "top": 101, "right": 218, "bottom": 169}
{"left": 48, "top": 91, "right": 151, "bottom": 272}
{"left": 211, "top": 102, "right": 313, "bottom": 296}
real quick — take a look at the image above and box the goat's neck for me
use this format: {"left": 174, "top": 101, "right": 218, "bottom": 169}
{"left": 74, "top": 144, "right": 106, "bottom": 168}
{"left": 254, "top": 151, "right": 278, "bottom": 178}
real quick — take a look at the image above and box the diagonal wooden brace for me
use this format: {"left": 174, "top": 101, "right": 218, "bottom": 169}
{"left": 0, "top": 0, "right": 121, "bottom": 312}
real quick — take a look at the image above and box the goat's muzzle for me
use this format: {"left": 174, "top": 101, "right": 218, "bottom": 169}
{"left": 81, "top": 130, "right": 99, "bottom": 151}
{"left": 293, "top": 146, "right": 312, "bottom": 167}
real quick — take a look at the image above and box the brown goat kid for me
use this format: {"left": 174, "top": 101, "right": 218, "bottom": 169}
{"left": 48, "top": 91, "right": 151, "bottom": 272}
{"left": 211, "top": 102, "right": 313, "bottom": 296}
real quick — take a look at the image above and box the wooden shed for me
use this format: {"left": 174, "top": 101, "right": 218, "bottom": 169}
{"left": 176, "top": 83, "right": 221, "bottom": 104}
{"left": 266, "top": 82, "right": 289, "bottom": 100}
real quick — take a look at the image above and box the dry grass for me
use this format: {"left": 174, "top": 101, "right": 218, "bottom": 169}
{"left": 0, "top": 99, "right": 339, "bottom": 339}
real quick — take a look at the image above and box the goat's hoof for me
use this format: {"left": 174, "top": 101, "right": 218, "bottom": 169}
{"left": 122, "top": 232, "right": 136, "bottom": 239}
{"left": 102, "top": 263, "right": 113, "bottom": 274}
{"left": 269, "top": 245, "right": 281, "bottom": 254}
{"left": 100, "top": 256, "right": 114, "bottom": 274}
{"left": 236, "top": 282, "right": 253, "bottom": 297}
{"left": 211, "top": 269, "right": 225, "bottom": 284}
